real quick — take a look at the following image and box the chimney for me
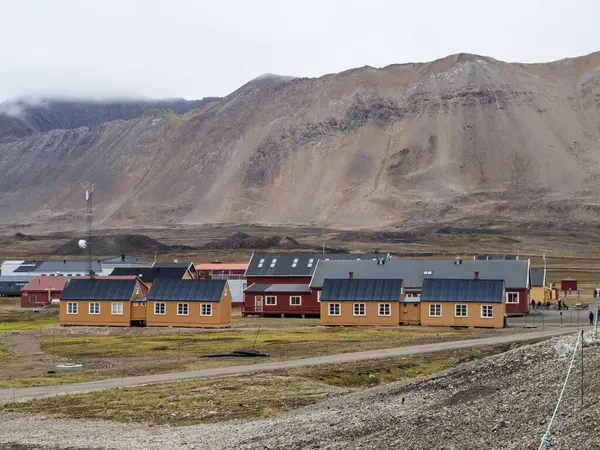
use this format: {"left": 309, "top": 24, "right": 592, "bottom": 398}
{"left": 474, "top": 271, "right": 479, "bottom": 280}
{"left": 349, "top": 272, "right": 354, "bottom": 280}
{"left": 63, "top": 259, "right": 66, "bottom": 264}
{"left": 121, "top": 254, "right": 125, "bottom": 262}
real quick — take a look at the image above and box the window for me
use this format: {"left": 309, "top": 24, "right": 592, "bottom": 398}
{"left": 201, "top": 304, "right": 212, "bottom": 316}
{"left": 67, "top": 302, "right": 78, "bottom": 314}
{"left": 353, "top": 303, "right": 366, "bottom": 316}
{"left": 112, "top": 302, "right": 123, "bottom": 315}
{"left": 177, "top": 303, "right": 189, "bottom": 316}
{"left": 133, "top": 302, "right": 139, "bottom": 307}
{"left": 506, "top": 292, "right": 519, "bottom": 304}
{"left": 23, "top": 292, "right": 27, "bottom": 296}
{"left": 378, "top": 303, "right": 391, "bottom": 316}
{"left": 328, "top": 303, "right": 341, "bottom": 316}
{"left": 423, "top": 270, "right": 433, "bottom": 275}
{"left": 292, "top": 258, "right": 299, "bottom": 268}
{"left": 455, "top": 304, "right": 468, "bottom": 317}
{"left": 154, "top": 302, "right": 166, "bottom": 315}
{"left": 481, "top": 305, "right": 494, "bottom": 318}
{"left": 265, "top": 296, "right": 277, "bottom": 305}
{"left": 135, "top": 285, "right": 140, "bottom": 295}
{"left": 270, "top": 258, "right": 278, "bottom": 268}
{"left": 429, "top": 304, "right": 442, "bottom": 317}
{"left": 258, "top": 258, "right": 265, "bottom": 268}
{"left": 29, "top": 295, "right": 37, "bottom": 304}
{"left": 89, "top": 302, "right": 100, "bottom": 315}
{"left": 413, "top": 303, "right": 419, "bottom": 307}
{"left": 290, "top": 296, "right": 301, "bottom": 306}
{"left": 307, "top": 258, "right": 314, "bottom": 268}
{"left": 317, "top": 291, "right": 321, "bottom": 302}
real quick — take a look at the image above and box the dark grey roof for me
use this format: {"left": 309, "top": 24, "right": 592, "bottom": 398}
{"left": 0, "top": 277, "right": 31, "bottom": 295}
{"left": 111, "top": 267, "right": 188, "bottom": 282}
{"left": 61, "top": 279, "right": 137, "bottom": 301}
{"left": 102, "top": 255, "right": 150, "bottom": 264}
{"left": 152, "top": 262, "right": 194, "bottom": 270}
{"left": 245, "top": 253, "right": 389, "bottom": 277}
{"left": 244, "top": 283, "right": 312, "bottom": 293}
{"left": 147, "top": 279, "right": 226, "bottom": 302}
{"left": 530, "top": 268, "right": 546, "bottom": 287}
{"left": 15, "top": 260, "right": 103, "bottom": 274}
{"left": 321, "top": 279, "right": 404, "bottom": 302}
{"left": 421, "top": 278, "right": 505, "bottom": 303}
{"left": 310, "top": 259, "right": 529, "bottom": 289}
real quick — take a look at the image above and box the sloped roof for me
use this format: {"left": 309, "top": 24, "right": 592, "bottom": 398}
{"left": 111, "top": 267, "right": 188, "bottom": 282}
{"left": 148, "top": 279, "right": 226, "bottom": 302}
{"left": 310, "top": 259, "right": 529, "bottom": 289}
{"left": 15, "top": 260, "right": 103, "bottom": 274}
{"left": 421, "top": 279, "right": 505, "bottom": 303}
{"left": 245, "top": 253, "right": 389, "bottom": 277}
{"left": 196, "top": 263, "right": 248, "bottom": 271}
{"left": 530, "top": 268, "right": 546, "bottom": 287}
{"left": 321, "top": 279, "right": 404, "bottom": 302}
{"left": 152, "top": 262, "right": 194, "bottom": 270}
{"left": 101, "top": 255, "right": 150, "bottom": 264}
{"left": 244, "top": 283, "right": 312, "bottom": 293}
{"left": 61, "top": 279, "right": 138, "bottom": 301}
{"left": 21, "top": 276, "right": 70, "bottom": 292}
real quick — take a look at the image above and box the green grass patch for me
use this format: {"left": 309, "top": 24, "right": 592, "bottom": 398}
{"left": 0, "top": 297, "right": 20, "bottom": 306}
{"left": 40, "top": 326, "right": 483, "bottom": 358}
{"left": 0, "top": 344, "right": 9, "bottom": 358}
{"left": 1, "top": 315, "right": 59, "bottom": 332}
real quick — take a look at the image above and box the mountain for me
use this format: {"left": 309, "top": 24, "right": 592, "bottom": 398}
{"left": 0, "top": 53, "right": 600, "bottom": 232}
{"left": 0, "top": 97, "right": 219, "bottom": 142}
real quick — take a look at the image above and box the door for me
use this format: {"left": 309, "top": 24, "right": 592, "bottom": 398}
{"left": 254, "top": 296, "right": 263, "bottom": 312}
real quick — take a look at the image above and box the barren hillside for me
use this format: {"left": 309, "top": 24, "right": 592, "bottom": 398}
{"left": 1, "top": 52, "right": 600, "bottom": 231}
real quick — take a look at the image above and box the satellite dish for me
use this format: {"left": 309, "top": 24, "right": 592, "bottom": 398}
{"left": 78, "top": 239, "right": 87, "bottom": 249}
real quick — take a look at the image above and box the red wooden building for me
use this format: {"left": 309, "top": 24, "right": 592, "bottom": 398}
{"left": 196, "top": 263, "right": 247, "bottom": 280}
{"left": 243, "top": 252, "right": 386, "bottom": 317}
{"left": 20, "top": 276, "right": 70, "bottom": 307}
{"left": 560, "top": 278, "right": 578, "bottom": 293}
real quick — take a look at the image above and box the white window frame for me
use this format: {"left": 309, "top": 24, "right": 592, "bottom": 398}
{"left": 455, "top": 304, "right": 468, "bottom": 317}
{"left": 89, "top": 302, "right": 100, "bottom": 315}
{"left": 481, "top": 305, "right": 494, "bottom": 318}
{"left": 317, "top": 291, "right": 322, "bottom": 302}
{"left": 177, "top": 303, "right": 189, "bottom": 316}
{"left": 270, "top": 258, "right": 278, "bottom": 268}
{"left": 154, "top": 302, "right": 166, "bottom": 315}
{"left": 258, "top": 258, "right": 265, "bottom": 268}
{"left": 328, "top": 303, "right": 341, "bottom": 316}
{"left": 67, "top": 302, "right": 78, "bottom": 314}
{"left": 289, "top": 296, "right": 301, "bottom": 306}
{"left": 353, "top": 303, "right": 366, "bottom": 316}
{"left": 429, "top": 304, "right": 442, "bottom": 317}
{"left": 307, "top": 258, "right": 314, "bottom": 268}
{"left": 506, "top": 292, "right": 519, "bottom": 304}
{"left": 265, "top": 296, "right": 277, "bottom": 306}
{"left": 200, "top": 303, "right": 212, "bottom": 316}
{"left": 111, "top": 302, "right": 124, "bottom": 315}
{"left": 30, "top": 295, "right": 37, "bottom": 303}
{"left": 378, "top": 303, "right": 391, "bottom": 316}
{"left": 292, "top": 258, "right": 299, "bottom": 268}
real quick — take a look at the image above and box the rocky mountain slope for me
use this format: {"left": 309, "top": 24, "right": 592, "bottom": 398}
{"left": 0, "top": 97, "right": 219, "bottom": 142}
{"left": 0, "top": 53, "right": 599, "bottom": 231}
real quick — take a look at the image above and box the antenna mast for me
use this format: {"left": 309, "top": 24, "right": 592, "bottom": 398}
{"left": 86, "top": 186, "right": 94, "bottom": 275}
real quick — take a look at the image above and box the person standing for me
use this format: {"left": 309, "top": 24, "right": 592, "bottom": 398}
{"left": 590, "top": 310, "right": 595, "bottom": 326}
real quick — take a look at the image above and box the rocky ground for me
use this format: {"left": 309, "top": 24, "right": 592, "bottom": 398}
{"left": 0, "top": 332, "right": 598, "bottom": 449}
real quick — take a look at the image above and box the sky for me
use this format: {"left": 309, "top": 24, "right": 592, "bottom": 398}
{"left": 0, "top": 0, "right": 598, "bottom": 101}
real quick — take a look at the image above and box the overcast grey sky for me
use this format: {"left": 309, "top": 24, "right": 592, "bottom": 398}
{"left": 0, "top": 0, "right": 598, "bottom": 101}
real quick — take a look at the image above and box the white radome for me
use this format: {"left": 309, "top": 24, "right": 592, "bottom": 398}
{"left": 78, "top": 239, "right": 87, "bottom": 249}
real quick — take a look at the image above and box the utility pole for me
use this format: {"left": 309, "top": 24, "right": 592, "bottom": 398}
{"left": 85, "top": 186, "right": 94, "bottom": 276}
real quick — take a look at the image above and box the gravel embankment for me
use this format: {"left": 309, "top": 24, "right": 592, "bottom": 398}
{"left": 1, "top": 332, "right": 599, "bottom": 450}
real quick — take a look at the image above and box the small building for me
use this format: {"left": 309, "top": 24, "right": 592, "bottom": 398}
{"left": 0, "top": 276, "right": 33, "bottom": 297}
{"left": 320, "top": 278, "right": 404, "bottom": 326}
{"left": 420, "top": 278, "right": 506, "bottom": 329}
{"left": 111, "top": 266, "right": 193, "bottom": 288}
{"left": 560, "top": 278, "right": 578, "bottom": 293}
{"left": 244, "top": 283, "right": 314, "bottom": 317}
{"left": 196, "top": 262, "right": 247, "bottom": 280}
{"left": 152, "top": 262, "right": 197, "bottom": 279}
{"left": 101, "top": 255, "right": 152, "bottom": 272}
{"left": 530, "top": 268, "right": 553, "bottom": 302}
{"left": 146, "top": 279, "right": 231, "bottom": 328}
{"left": 399, "top": 298, "right": 421, "bottom": 324}
{"left": 59, "top": 277, "right": 148, "bottom": 326}
{"left": 20, "top": 276, "right": 69, "bottom": 307}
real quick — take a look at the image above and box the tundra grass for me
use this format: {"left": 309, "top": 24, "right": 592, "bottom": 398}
{"left": 0, "top": 344, "right": 9, "bottom": 358}
{"left": 39, "top": 326, "right": 488, "bottom": 358}
{"left": 0, "top": 297, "right": 20, "bottom": 306}
{"left": 3, "top": 345, "right": 516, "bottom": 425}
{"left": 1, "top": 315, "right": 59, "bottom": 332}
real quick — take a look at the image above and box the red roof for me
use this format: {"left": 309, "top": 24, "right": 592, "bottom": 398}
{"left": 21, "top": 275, "right": 147, "bottom": 293}
{"left": 195, "top": 263, "right": 248, "bottom": 271}
{"left": 21, "top": 276, "right": 70, "bottom": 292}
